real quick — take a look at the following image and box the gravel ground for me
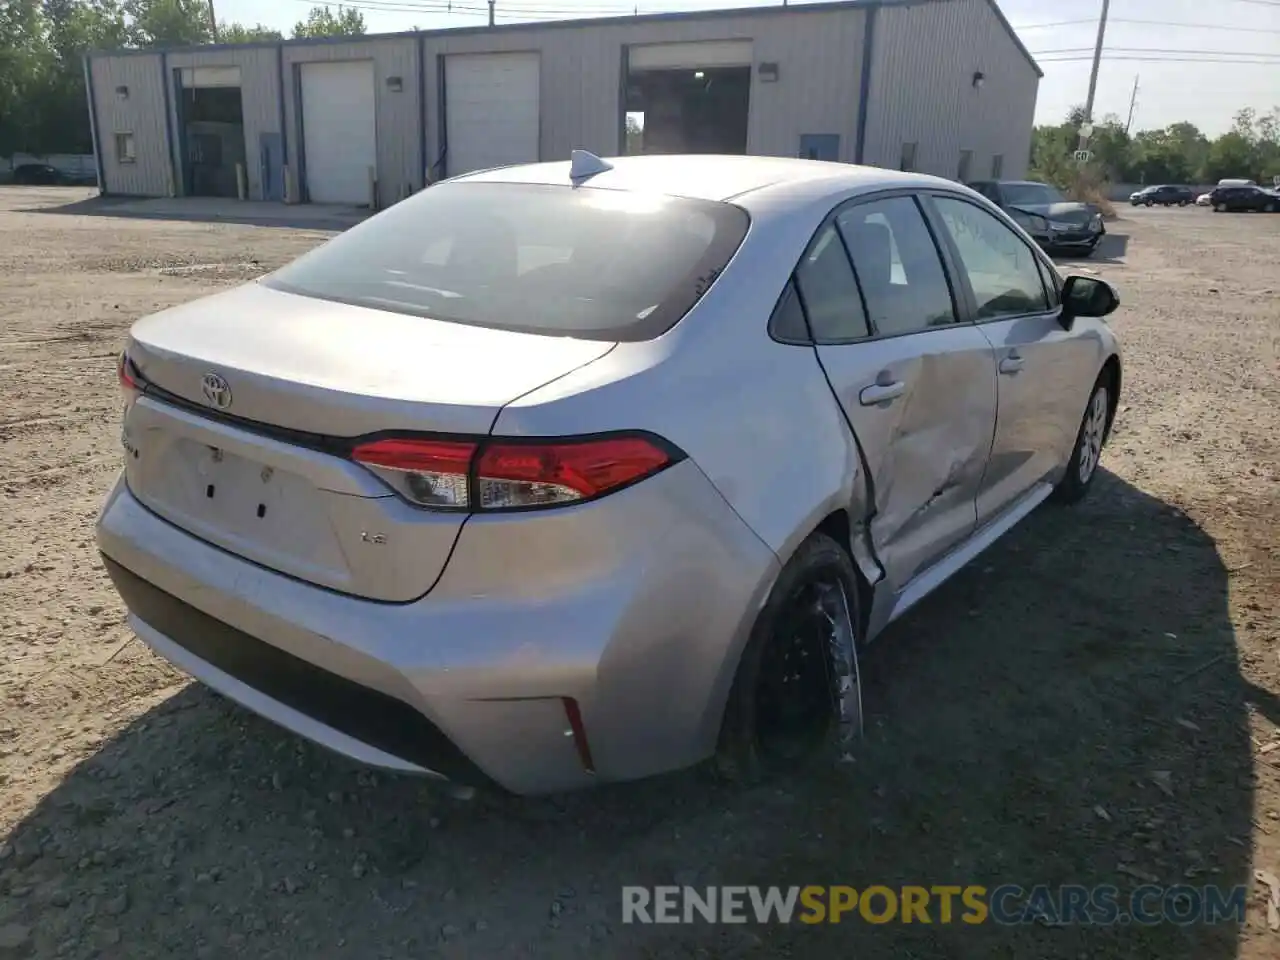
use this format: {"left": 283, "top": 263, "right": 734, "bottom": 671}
{"left": 0, "top": 187, "right": 1277, "bottom": 959}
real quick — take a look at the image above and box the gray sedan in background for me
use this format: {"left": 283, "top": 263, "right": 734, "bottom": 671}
{"left": 98, "top": 153, "right": 1122, "bottom": 795}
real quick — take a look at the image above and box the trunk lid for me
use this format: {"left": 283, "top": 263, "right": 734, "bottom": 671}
{"left": 121, "top": 282, "right": 615, "bottom": 602}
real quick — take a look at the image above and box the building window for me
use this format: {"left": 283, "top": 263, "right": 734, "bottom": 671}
{"left": 991, "top": 154, "right": 1004, "bottom": 178}
{"left": 957, "top": 149, "right": 973, "bottom": 182}
{"left": 899, "top": 142, "right": 917, "bottom": 172}
{"left": 115, "top": 132, "right": 136, "bottom": 164}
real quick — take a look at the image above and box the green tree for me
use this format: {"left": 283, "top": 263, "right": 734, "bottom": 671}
{"left": 1204, "top": 131, "right": 1257, "bottom": 183}
{"left": 124, "top": 0, "right": 210, "bottom": 47}
{"left": 32, "top": 0, "right": 129, "bottom": 153}
{"left": 219, "top": 22, "right": 283, "bottom": 43}
{"left": 0, "top": 0, "right": 49, "bottom": 154}
{"left": 291, "top": 5, "right": 365, "bottom": 39}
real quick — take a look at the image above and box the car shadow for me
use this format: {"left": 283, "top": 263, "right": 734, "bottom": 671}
{"left": 1055, "top": 230, "right": 1130, "bottom": 267}
{"left": 0, "top": 469, "right": 1253, "bottom": 959}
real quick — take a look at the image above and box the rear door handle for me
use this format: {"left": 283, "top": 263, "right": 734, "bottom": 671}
{"left": 859, "top": 381, "right": 906, "bottom": 406}
{"left": 999, "top": 353, "right": 1024, "bottom": 375}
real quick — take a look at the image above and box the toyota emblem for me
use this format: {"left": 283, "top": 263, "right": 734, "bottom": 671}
{"left": 201, "top": 373, "right": 232, "bottom": 410}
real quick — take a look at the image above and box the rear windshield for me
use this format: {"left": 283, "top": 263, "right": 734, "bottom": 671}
{"left": 263, "top": 181, "right": 750, "bottom": 342}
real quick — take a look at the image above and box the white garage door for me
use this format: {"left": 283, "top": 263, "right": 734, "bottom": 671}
{"left": 301, "top": 60, "right": 376, "bottom": 205}
{"left": 446, "top": 53, "right": 540, "bottom": 177}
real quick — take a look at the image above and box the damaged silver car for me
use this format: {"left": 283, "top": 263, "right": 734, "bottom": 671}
{"left": 97, "top": 152, "right": 1122, "bottom": 795}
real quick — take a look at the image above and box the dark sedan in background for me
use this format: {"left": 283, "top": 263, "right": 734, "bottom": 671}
{"left": 1208, "top": 184, "right": 1280, "bottom": 213}
{"left": 967, "top": 179, "right": 1106, "bottom": 257}
{"left": 6, "top": 163, "right": 96, "bottom": 186}
{"left": 1129, "top": 184, "right": 1196, "bottom": 206}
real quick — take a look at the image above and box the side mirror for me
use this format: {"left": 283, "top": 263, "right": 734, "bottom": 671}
{"left": 1061, "top": 275, "right": 1120, "bottom": 319}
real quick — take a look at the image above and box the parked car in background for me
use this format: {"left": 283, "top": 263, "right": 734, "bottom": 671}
{"left": 1208, "top": 184, "right": 1280, "bottom": 213}
{"left": 11, "top": 163, "right": 69, "bottom": 185}
{"left": 967, "top": 179, "right": 1105, "bottom": 256}
{"left": 1128, "top": 185, "right": 1195, "bottom": 207}
{"left": 1195, "top": 192, "right": 1214, "bottom": 207}
{"left": 97, "top": 153, "right": 1123, "bottom": 795}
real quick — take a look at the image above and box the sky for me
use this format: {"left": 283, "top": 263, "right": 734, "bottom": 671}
{"left": 216, "top": 0, "right": 1280, "bottom": 136}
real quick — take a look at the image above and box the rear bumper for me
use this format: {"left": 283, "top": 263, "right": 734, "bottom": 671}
{"left": 96, "top": 465, "right": 778, "bottom": 795}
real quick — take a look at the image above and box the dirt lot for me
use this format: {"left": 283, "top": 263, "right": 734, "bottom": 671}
{"left": 0, "top": 187, "right": 1277, "bottom": 959}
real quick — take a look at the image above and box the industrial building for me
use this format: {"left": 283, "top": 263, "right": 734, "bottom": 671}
{"left": 82, "top": 0, "right": 1041, "bottom": 207}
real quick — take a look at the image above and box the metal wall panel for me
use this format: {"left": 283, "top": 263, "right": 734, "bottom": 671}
{"left": 90, "top": 54, "right": 170, "bottom": 196}
{"left": 167, "top": 46, "right": 281, "bottom": 200}
{"left": 282, "top": 38, "right": 422, "bottom": 207}
{"left": 862, "top": 0, "right": 1039, "bottom": 181}
{"left": 422, "top": 7, "right": 868, "bottom": 178}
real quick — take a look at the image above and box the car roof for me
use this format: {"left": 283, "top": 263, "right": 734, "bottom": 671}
{"left": 452, "top": 153, "right": 960, "bottom": 205}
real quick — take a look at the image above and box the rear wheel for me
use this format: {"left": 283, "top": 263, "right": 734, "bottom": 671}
{"left": 1054, "top": 377, "right": 1110, "bottom": 505}
{"left": 1266, "top": 201, "right": 1277, "bottom": 213}
{"left": 716, "top": 533, "right": 862, "bottom": 784}
{"left": 1214, "top": 203, "right": 1227, "bottom": 212}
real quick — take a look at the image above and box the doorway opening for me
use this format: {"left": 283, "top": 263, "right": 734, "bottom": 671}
{"left": 624, "top": 59, "right": 750, "bottom": 155}
{"left": 176, "top": 66, "right": 246, "bottom": 198}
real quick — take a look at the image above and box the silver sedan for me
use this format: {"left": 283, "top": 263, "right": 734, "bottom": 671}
{"left": 97, "top": 152, "right": 1122, "bottom": 795}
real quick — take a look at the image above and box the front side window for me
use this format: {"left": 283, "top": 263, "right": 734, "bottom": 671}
{"left": 932, "top": 196, "right": 1051, "bottom": 320}
{"left": 264, "top": 181, "right": 749, "bottom": 342}
{"left": 836, "top": 196, "right": 957, "bottom": 337}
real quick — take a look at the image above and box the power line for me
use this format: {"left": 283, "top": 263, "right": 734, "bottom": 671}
{"left": 1018, "top": 16, "right": 1280, "bottom": 35}
{"left": 1031, "top": 46, "right": 1280, "bottom": 56}
{"left": 1038, "top": 54, "right": 1280, "bottom": 64}
{"left": 1222, "top": 0, "right": 1280, "bottom": 7}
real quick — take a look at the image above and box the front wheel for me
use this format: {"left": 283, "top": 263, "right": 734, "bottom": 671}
{"left": 1053, "top": 378, "right": 1111, "bottom": 505}
{"left": 716, "top": 533, "right": 862, "bottom": 784}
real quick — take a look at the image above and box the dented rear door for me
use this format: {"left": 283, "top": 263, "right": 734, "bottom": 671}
{"left": 817, "top": 328, "right": 997, "bottom": 594}
{"left": 796, "top": 193, "right": 998, "bottom": 597}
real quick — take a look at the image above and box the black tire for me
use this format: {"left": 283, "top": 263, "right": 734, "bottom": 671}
{"left": 1054, "top": 375, "right": 1112, "bottom": 505}
{"left": 715, "top": 533, "right": 862, "bottom": 785}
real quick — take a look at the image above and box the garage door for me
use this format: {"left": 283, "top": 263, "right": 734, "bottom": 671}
{"left": 445, "top": 53, "right": 540, "bottom": 177}
{"left": 301, "top": 60, "right": 376, "bottom": 205}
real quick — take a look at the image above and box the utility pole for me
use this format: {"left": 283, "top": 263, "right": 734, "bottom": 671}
{"left": 1078, "top": 0, "right": 1110, "bottom": 152}
{"left": 488, "top": 0, "right": 495, "bottom": 26}
{"left": 208, "top": 0, "right": 218, "bottom": 41}
{"left": 1125, "top": 74, "right": 1139, "bottom": 135}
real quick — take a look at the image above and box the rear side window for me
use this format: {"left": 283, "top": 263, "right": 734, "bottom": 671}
{"left": 264, "top": 181, "right": 749, "bottom": 342}
{"left": 836, "top": 196, "right": 957, "bottom": 336}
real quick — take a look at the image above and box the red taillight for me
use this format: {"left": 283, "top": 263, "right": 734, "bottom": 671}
{"left": 350, "top": 434, "right": 678, "bottom": 511}
{"left": 351, "top": 438, "right": 476, "bottom": 510}
{"left": 118, "top": 351, "right": 139, "bottom": 391}
{"left": 477, "top": 437, "right": 673, "bottom": 508}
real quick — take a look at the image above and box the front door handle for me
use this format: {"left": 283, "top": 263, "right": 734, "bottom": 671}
{"left": 999, "top": 353, "right": 1024, "bottom": 375}
{"left": 859, "top": 380, "right": 906, "bottom": 406}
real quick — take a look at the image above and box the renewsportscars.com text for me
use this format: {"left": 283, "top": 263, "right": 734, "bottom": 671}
{"left": 621, "top": 884, "right": 1247, "bottom": 926}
